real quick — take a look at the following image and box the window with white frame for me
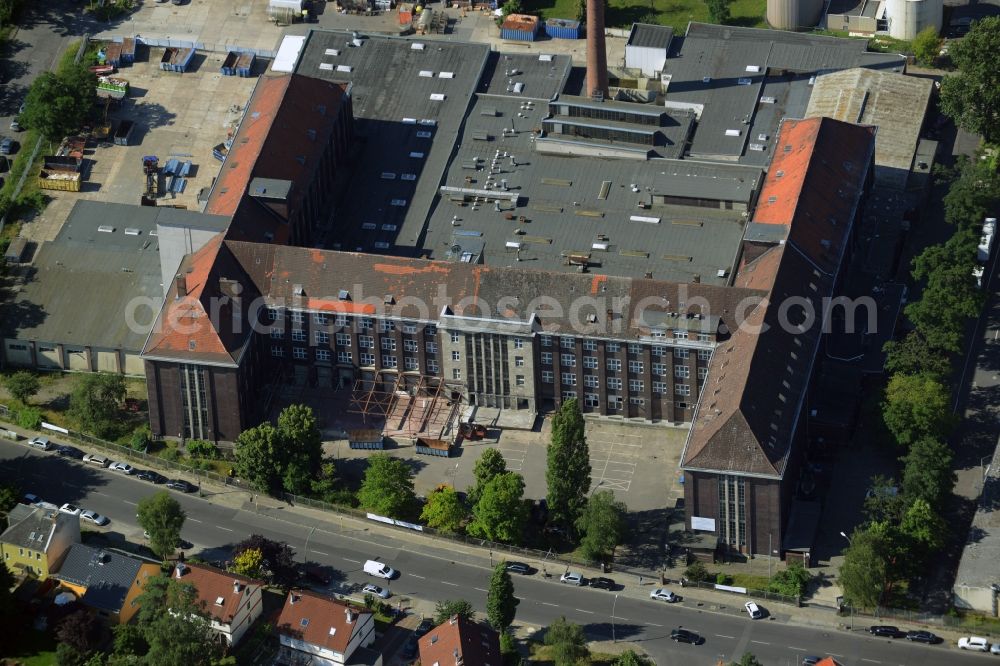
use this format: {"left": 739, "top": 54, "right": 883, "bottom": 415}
{"left": 540, "top": 335, "right": 552, "bottom": 347}
{"left": 561, "top": 372, "right": 577, "bottom": 386}
{"left": 451, "top": 351, "right": 461, "bottom": 361}
{"left": 629, "top": 379, "right": 644, "bottom": 392}
{"left": 628, "top": 360, "right": 644, "bottom": 374}
{"left": 515, "top": 356, "right": 525, "bottom": 367}
{"left": 516, "top": 375, "right": 525, "bottom": 386}
{"left": 697, "top": 333, "right": 711, "bottom": 342}
{"left": 652, "top": 345, "right": 666, "bottom": 356}
{"left": 452, "top": 368, "right": 462, "bottom": 380}
{"left": 359, "top": 317, "right": 373, "bottom": 330}
{"left": 653, "top": 381, "right": 667, "bottom": 394}
{"left": 514, "top": 338, "right": 525, "bottom": 349}
{"left": 381, "top": 338, "right": 396, "bottom": 351}
{"left": 333, "top": 332, "right": 348, "bottom": 346}
{"left": 583, "top": 356, "right": 598, "bottom": 369}
{"left": 607, "top": 377, "right": 622, "bottom": 391}
{"left": 293, "top": 347, "right": 308, "bottom": 360}
{"left": 560, "top": 353, "right": 576, "bottom": 367}
{"left": 652, "top": 362, "right": 666, "bottom": 376}
{"left": 314, "top": 313, "right": 329, "bottom": 325}
{"left": 427, "top": 359, "right": 439, "bottom": 373}
{"left": 674, "top": 330, "right": 688, "bottom": 340}
{"left": 404, "top": 357, "right": 419, "bottom": 370}
{"left": 426, "top": 341, "right": 438, "bottom": 354}
{"left": 585, "top": 393, "right": 599, "bottom": 407}
{"left": 562, "top": 390, "right": 577, "bottom": 400}
{"left": 404, "top": 339, "right": 418, "bottom": 352}
{"left": 450, "top": 332, "right": 460, "bottom": 344}
{"left": 359, "top": 335, "right": 374, "bottom": 349}
{"left": 316, "top": 331, "right": 331, "bottom": 345}
{"left": 675, "top": 366, "right": 690, "bottom": 379}
{"left": 542, "top": 370, "right": 554, "bottom": 383}
{"left": 698, "top": 366, "right": 709, "bottom": 380}
{"left": 698, "top": 349, "right": 712, "bottom": 361}
{"left": 335, "top": 314, "right": 349, "bottom": 327}
{"left": 675, "top": 349, "right": 690, "bottom": 360}
{"left": 332, "top": 350, "right": 347, "bottom": 363}
{"left": 630, "top": 397, "right": 645, "bottom": 406}
{"left": 291, "top": 312, "right": 304, "bottom": 324}
{"left": 291, "top": 330, "right": 307, "bottom": 342}
{"left": 267, "top": 308, "right": 280, "bottom": 321}
{"left": 402, "top": 323, "right": 418, "bottom": 334}
{"left": 608, "top": 395, "right": 623, "bottom": 409}
{"left": 675, "top": 384, "right": 691, "bottom": 396}
{"left": 382, "top": 355, "right": 397, "bottom": 368}
{"left": 425, "top": 324, "right": 437, "bottom": 336}
{"left": 561, "top": 336, "right": 574, "bottom": 348}
{"left": 628, "top": 343, "right": 641, "bottom": 354}
{"left": 583, "top": 339, "right": 597, "bottom": 352}
{"left": 379, "top": 320, "right": 395, "bottom": 333}
{"left": 541, "top": 352, "right": 552, "bottom": 365}
{"left": 271, "top": 346, "right": 284, "bottom": 357}
{"left": 360, "top": 352, "right": 375, "bottom": 366}
{"left": 606, "top": 342, "right": 620, "bottom": 353}
{"left": 606, "top": 358, "right": 621, "bottom": 372}
{"left": 270, "top": 329, "right": 283, "bottom": 340}
{"left": 584, "top": 375, "right": 599, "bottom": 388}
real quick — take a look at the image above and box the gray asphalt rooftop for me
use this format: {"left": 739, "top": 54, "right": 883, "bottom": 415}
{"left": 663, "top": 23, "right": 906, "bottom": 163}
{"left": 478, "top": 51, "right": 572, "bottom": 101}
{"left": 627, "top": 23, "right": 675, "bottom": 49}
{"left": 0, "top": 201, "right": 167, "bottom": 351}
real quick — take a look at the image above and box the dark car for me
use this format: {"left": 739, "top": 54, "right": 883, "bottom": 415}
{"left": 905, "top": 630, "right": 941, "bottom": 644}
{"left": 414, "top": 619, "right": 433, "bottom": 637}
{"left": 136, "top": 470, "right": 167, "bottom": 484}
{"left": 0, "top": 137, "right": 13, "bottom": 155}
{"left": 670, "top": 628, "right": 701, "bottom": 644}
{"left": 54, "top": 445, "right": 84, "bottom": 459}
{"left": 589, "top": 576, "right": 616, "bottom": 590}
{"left": 506, "top": 562, "right": 531, "bottom": 575}
{"left": 304, "top": 566, "right": 332, "bottom": 586}
{"left": 166, "top": 479, "right": 196, "bottom": 492}
{"left": 868, "top": 625, "right": 902, "bottom": 638}
{"left": 401, "top": 635, "right": 418, "bottom": 660}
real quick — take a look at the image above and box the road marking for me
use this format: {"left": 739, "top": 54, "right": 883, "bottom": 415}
{"left": 716, "top": 635, "right": 736, "bottom": 639}
{"left": 861, "top": 660, "right": 881, "bottom": 664}
{"left": 342, "top": 558, "right": 361, "bottom": 563}
{"left": 310, "top": 550, "right": 329, "bottom": 556}
{"left": 188, "top": 518, "right": 202, "bottom": 523}
{"left": 541, "top": 602, "right": 559, "bottom": 607}
{"left": 122, "top": 500, "right": 137, "bottom": 506}
{"left": 750, "top": 640, "right": 768, "bottom": 645}
{"left": 789, "top": 647, "right": 806, "bottom": 652}
{"left": 410, "top": 574, "right": 426, "bottom": 579}
{"left": 474, "top": 587, "right": 487, "bottom": 592}
{"left": 441, "top": 581, "right": 459, "bottom": 587}
{"left": 217, "top": 526, "right": 233, "bottom": 532}
{"left": 574, "top": 609, "right": 594, "bottom": 614}
{"left": 646, "top": 622, "right": 663, "bottom": 627}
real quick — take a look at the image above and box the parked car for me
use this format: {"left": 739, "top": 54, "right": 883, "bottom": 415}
{"left": 559, "top": 572, "right": 584, "bottom": 586}
{"left": 80, "top": 510, "right": 110, "bottom": 526}
{"left": 650, "top": 588, "right": 681, "bottom": 603}
{"left": 109, "top": 461, "right": 135, "bottom": 475}
{"left": 363, "top": 583, "right": 390, "bottom": 599}
{"left": 83, "top": 454, "right": 111, "bottom": 467}
{"left": 958, "top": 636, "right": 990, "bottom": 651}
{"left": 59, "top": 503, "right": 81, "bottom": 516}
{"left": 744, "top": 601, "right": 764, "bottom": 619}
{"left": 868, "top": 625, "right": 902, "bottom": 638}
{"left": 165, "top": 479, "right": 196, "bottom": 493}
{"left": 505, "top": 561, "right": 531, "bottom": 575}
{"left": 0, "top": 137, "right": 14, "bottom": 155}
{"left": 55, "top": 445, "right": 84, "bottom": 459}
{"left": 10, "top": 117, "right": 19, "bottom": 132}
{"left": 28, "top": 436, "right": 51, "bottom": 451}
{"left": 136, "top": 470, "right": 167, "bottom": 484}
{"left": 589, "top": 577, "right": 616, "bottom": 590}
{"left": 670, "top": 628, "right": 701, "bottom": 644}
{"left": 905, "top": 630, "right": 941, "bottom": 644}
{"left": 993, "top": 643, "right": 1000, "bottom": 655}
{"left": 413, "top": 619, "right": 432, "bottom": 637}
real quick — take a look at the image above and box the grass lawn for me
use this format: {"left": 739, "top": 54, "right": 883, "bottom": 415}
{"left": 529, "top": 643, "right": 619, "bottom": 665}
{"left": 521, "top": 0, "right": 767, "bottom": 29}
{"left": 5, "top": 628, "right": 58, "bottom": 666}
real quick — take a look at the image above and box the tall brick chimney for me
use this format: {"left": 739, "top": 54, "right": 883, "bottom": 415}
{"left": 586, "top": 0, "right": 609, "bottom": 99}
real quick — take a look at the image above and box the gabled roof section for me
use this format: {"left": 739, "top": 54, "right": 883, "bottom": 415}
{"left": 172, "top": 561, "right": 263, "bottom": 624}
{"left": 1, "top": 506, "right": 65, "bottom": 551}
{"left": 54, "top": 544, "right": 154, "bottom": 613}
{"left": 747, "top": 117, "right": 876, "bottom": 275}
{"left": 418, "top": 616, "right": 501, "bottom": 666}
{"left": 276, "top": 589, "right": 371, "bottom": 654}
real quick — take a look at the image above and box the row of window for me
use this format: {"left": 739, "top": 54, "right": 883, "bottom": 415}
{"left": 561, "top": 391, "right": 691, "bottom": 410}
{"left": 540, "top": 353, "right": 708, "bottom": 376}
{"left": 540, "top": 334, "right": 710, "bottom": 348}
{"left": 269, "top": 330, "right": 442, "bottom": 354}
{"left": 266, "top": 310, "right": 439, "bottom": 334}
{"left": 270, "top": 346, "right": 441, "bottom": 372}
{"left": 542, "top": 371, "right": 693, "bottom": 395}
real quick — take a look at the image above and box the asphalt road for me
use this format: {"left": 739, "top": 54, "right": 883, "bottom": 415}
{"left": 3, "top": 441, "right": 993, "bottom": 666}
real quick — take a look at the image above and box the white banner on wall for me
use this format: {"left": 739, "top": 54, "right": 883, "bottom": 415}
{"left": 691, "top": 516, "right": 716, "bottom": 531}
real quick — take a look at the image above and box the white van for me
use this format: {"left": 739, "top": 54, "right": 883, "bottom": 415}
{"left": 364, "top": 560, "right": 396, "bottom": 579}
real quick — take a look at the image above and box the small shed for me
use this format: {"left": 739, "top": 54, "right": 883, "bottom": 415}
{"left": 544, "top": 18, "right": 581, "bottom": 39}
{"left": 349, "top": 430, "right": 385, "bottom": 450}
{"left": 160, "top": 47, "right": 195, "bottom": 73}
{"left": 625, "top": 23, "right": 675, "bottom": 77}
{"left": 500, "top": 14, "right": 540, "bottom": 42}
{"left": 119, "top": 37, "right": 136, "bottom": 64}
{"left": 4, "top": 237, "right": 28, "bottom": 264}
{"left": 103, "top": 42, "right": 124, "bottom": 68}
{"left": 415, "top": 437, "right": 451, "bottom": 457}
{"left": 221, "top": 51, "right": 256, "bottom": 77}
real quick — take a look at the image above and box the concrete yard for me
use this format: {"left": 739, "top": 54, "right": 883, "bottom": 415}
{"left": 28, "top": 44, "right": 260, "bottom": 243}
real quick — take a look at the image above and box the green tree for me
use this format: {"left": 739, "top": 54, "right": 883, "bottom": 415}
{"left": 900, "top": 498, "right": 947, "bottom": 555}
{"left": 767, "top": 561, "right": 812, "bottom": 597}
{"left": 310, "top": 461, "right": 341, "bottom": 501}
{"left": 467, "top": 472, "right": 528, "bottom": 543}
{"left": 357, "top": 454, "right": 416, "bottom": 519}
{"left": 111, "top": 622, "right": 148, "bottom": 657}
{"left": 500, "top": 0, "right": 522, "bottom": 18}
{"left": 69, "top": 373, "right": 126, "bottom": 439}
{"left": 838, "top": 527, "right": 894, "bottom": 610}
{"left": 20, "top": 64, "right": 97, "bottom": 140}
{"left": 234, "top": 422, "right": 284, "bottom": 492}
{"left": 881, "top": 373, "right": 955, "bottom": 447}
{"left": 901, "top": 436, "right": 956, "bottom": 507}
{"left": 57, "top": 609, "right": 101, "bottom": 655}
{"left": 56, "top": 643, "right": 88, "bottom": 666}
{"left": 863, "top": 474, "right": 905, "bottom": 524}
{"left": 130, "top": 424, "right": 153, "bottom": 452}
{"left": 277, "top": 403, "right": 323, "bottom": 476}
{"left": 136, "top": 491, "right": 185, "bottom": 560}
{"left": 185, "top": 439, "right": 218, "bottom": 459}
{"left": 882, "top": 332, "right": 951, "bottom": 379}
{"left": 546, "top": 398, "right": 591, "bottom": 531}
{"left": 615, "top": 650, "right": 653, "bottom": 666}
{"left": 912, "top": 26, "right": 941, "bottom": 66}
{"left": 135, "top": 574, "right": 221, "bottom": 666}
{"left": 434, "top": 598, "right": 475, "bottom": 624}
{"left": 487, "top": 562, "right": 519, "bottom": 631}
{"left": 232, "top": 535, "right": 297, "bottom": 587}
{"left": 231, "top": 547, "right": 265, "bottom": 578}
{"left": 421, "top": 485, "right": 468, "bottom": 533}
{"left": 707, "top": 0, "right": 732, "bottom": 23}
{"left": 940, "top": 16, "right": 1000, "bottom": 143}
{"left": 469, "top": 448, "right": 507, "bottom": 505}
{"left": 543, "top": 616, "right": 589, "bottom": 666}
{"left": 576, "top": 490, "right": 627, "bottom": 564}
{"left": 0, "top": 482, "right": 20, "bottom": 518}
{"left": 282, "top": 454, "right": 313, "bottom": 495}
{"left": 16, "top": 405, "right": 42, "bottom": 430}
{"left": 684, "top": 561, "right": 710, "bottom": 582}
{"left": 942, "top": 158, "right": 1000, "bottom": 227}
{"left": 4, "top": 371, "right": 39, "bottom": 403}
{"left": 731, "top": 653, "right": 764, "bottom": 666}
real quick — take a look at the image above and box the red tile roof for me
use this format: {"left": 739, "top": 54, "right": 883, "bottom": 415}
{"left": 419, "top": 616, "right": 501, "bottom": 666}
{"left": 276, "top": 590, "right": 371, "bottom": 655}
{"left": 172, "top": 561, "right": 263, "bottom": 625}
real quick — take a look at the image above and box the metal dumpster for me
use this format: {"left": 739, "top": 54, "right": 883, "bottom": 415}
{"left": 415, "top": 437, "right": 452, "bottom": 457}
{"left": 349, "top": 429, "right": 386, "bottom": 450}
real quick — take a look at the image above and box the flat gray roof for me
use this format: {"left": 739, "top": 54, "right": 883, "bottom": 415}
{"left": 0, "top": 201, "right": 170, "bottom": 352}
{"left": 479, "top": 52, "right": 572, "bottom": 101}
{"left": 954, "top": 436, "right": 1000, "bottom": 599}
{"left": 627, "top": 23, "right": 675, "bottom": 50}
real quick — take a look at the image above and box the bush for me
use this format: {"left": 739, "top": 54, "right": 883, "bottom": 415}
{"left": 767, "top": 561, "right": 812, "bottom": 597}
{"left": 684, "top": 561, "right": 710, "bottom": 582}
{"left": 186, "top": 439, "right": 218, "bottom": 459}
{"left": 130, "top": 425, "right": 152, "bottom": 451}
{"left": 160, "top": 447, "right": 181, "bottom": 462}
{"left": 16, "top": 406, "right": 42, "bottom": 430}
{"left": 715, "top": 572, "right": 732, "bottom": 586}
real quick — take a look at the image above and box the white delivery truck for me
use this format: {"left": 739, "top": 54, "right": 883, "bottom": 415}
{"left": 364, "top": 560, "right": 397, "bottom": 579}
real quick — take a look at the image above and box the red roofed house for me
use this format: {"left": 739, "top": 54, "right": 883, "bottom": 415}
{"left": 172, "top": 561, "right": 264, "bottom": 647}
{"left": 418, "top": 615, "right": 501, "bottom": 666}
{"left": 276, "top": 590, "right": 377, "bottom": 666}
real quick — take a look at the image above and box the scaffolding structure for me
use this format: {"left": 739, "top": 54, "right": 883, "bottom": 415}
{"left": 349, "top": 374, "right": 462, "bottom": 439}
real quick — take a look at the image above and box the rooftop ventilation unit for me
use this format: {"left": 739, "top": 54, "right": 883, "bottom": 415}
{"left": 416, "top": 130, "right": 433, "bottom": 138}
{"left": 124, "top": 228, "right": 140, "bottom": 236}
{"left": 402, "top": 117, "right": 417, "bottom": 124}
{"left": 411, "top": 43, "right": 425, "bottom": 50}
{"left": 429, "top": 93, "right": 446, "bottom": 101}
{"left": 325, "top": 49, "right": 340, "bottom": 56}
{"left": 402, "top": 173, "right": 417, "bottom": 181}
{"left": 539, "top": 54, "right": 553, "bottom": 61}
{"left": 725, "top": 129, "right": 741, "bottom": 137}
{"left": 338, "top": 289, "right": 351, "bottom": 300}
{"left": 362, "top": 222, "right": 377, "bottom": 230}
{"left": 409, "top": 152, "right": 425, "bottom": 159}
{"left": 737, "top": 77, "right": 752, "bottom": 85}
{"left": 439, "top": 71, "right": 455, "bottom": 78}
{"left": 98, "top": 225, "right": 115, "bottom": 233}
{"left": 319, "top": 63, "right": 333, "bottom": 71}
{"left": 336, "top": 65, "right": 352, "bottom": 73}
{"left": 380, "top": 172, "right": 397, "bottom": 180}
{"left": 419, "top": 70, "right": 434, "bottom": 78}
{"left": 745, "top": 65, "right": 761, "bottom": 73}
{"left": 419, "top": 119, "right": 437, "bottom": 126}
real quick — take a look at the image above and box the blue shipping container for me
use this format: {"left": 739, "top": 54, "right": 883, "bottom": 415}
{"left": 500, "top": 27, "right": 537, "bottom": 41}
{"left": 545, "top": 18, "right": 581, "bottom": 39}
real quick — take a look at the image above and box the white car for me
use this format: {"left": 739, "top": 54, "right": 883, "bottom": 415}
{"left": 81, "top": 510, "right": 110, "bottom": 526}
{"left": 958, "top": 636, "right": 990, "bottom": 651}
{"left": 559, "top": 572, "right": 584, "bottom": 586}
{"left": 109, "top": 462, "right": 134, "bottom": 475}
{"left": 745, "top": 601, "right": 763, "bottom": 619}
{"left": 992, "top": 643, "right": 1000, "bottom": 656}
{"left": 649, "top": 588, "right": 681, "bottom": 603}
{"left": 59, "top": 503, "right": 82, "bottom": 516}
{"left": 363, "top": 583, "right": 390, "bottom": 599}
{"left": 28, "top": 436, "right": 51, "bottom": 450}
{"left": 83, "top": 454, "right": 110, "bottom": 467}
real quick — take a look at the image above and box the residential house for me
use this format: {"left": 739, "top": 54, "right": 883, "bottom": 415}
{"left": 172, "top": 561, "right": 264, "bottom": 647}
{"left": 53, "top": 544, "right": 160, "bottom": 624}
{"left": 1, "top": 504, "right": 80, "bottom": 580}
{"left": 276, "top": 590, "right": 377, "bottom": 666}
{"left": 418, "top": 615, "right": 501, "bottom": 666}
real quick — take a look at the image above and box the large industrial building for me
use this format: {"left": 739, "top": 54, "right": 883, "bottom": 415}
{"left": 2, "top": 22, "right": 934, "bottom": 558}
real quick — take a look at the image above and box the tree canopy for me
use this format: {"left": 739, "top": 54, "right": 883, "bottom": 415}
{"left": 543, "top": 616, "right": 589, "bottom": 666}
{"left": 881, "top": 373, "right": 955, "bottom": 448}
{"left": 469, "top": 448, "right": 507, "bottom": 505}
{"left": 467, "top": 472, "right": 527, "bottom": 543}
{"left": 20, "top": 63, "right": 97, "bottom": 140}
{"left": 434, "top": 598, "right": 475, "bottom": 624}
{"left": 233, "top": 404, "right": 325, "bottom": 494}
{"left": 882, "top": 331, "right": 951, "bottom": 379}
{"left": 232, "top": 534, "right": 297, "bottom": 587}
{"left": 707, "top": 0, "right": 732, "bottom": 24}
{"left": 4, "top": 371, "right": 39, "bottom": 404}
{"left": 576, "top": 490, "right": 627, "bottom": 564}
{"left": 940, "top": 16, "right": 1000, "bottom": 143}
{"left": 420, "top": 485, "right": 468, "bottom": 533}
{"left": 901, "top": 436, "right": 956, "bottom": 508}
{"left": 546, "top": 398, "right": 591, "bottom": 530}
{"left": 136, "top": 491, "right": 185, "bottom": 560}
{"left": 135, "top": 574, "right": 221, "bottom": 666}
{"left": 487, "top": 562, "right": 519, "bottom": 631}
{"left": 911, "top": 26, "right": 941, "bottom": 67}
{"left": 69, "top": 373, "right": 126, "bottom": 439}
{"left": 839, "top": 527, "right": 895, "bottom": 609}
{"left": 357, "top": 454, "right": 417, "bottom": 519}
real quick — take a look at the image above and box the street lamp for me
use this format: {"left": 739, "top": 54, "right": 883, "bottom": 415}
{"left": 839, "top": 531, "right": 851, "bottom": 546}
